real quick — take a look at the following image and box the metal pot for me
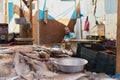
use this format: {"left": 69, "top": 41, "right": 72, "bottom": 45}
{"left": 53, "top": 57, "right": 88, "bottom": 73}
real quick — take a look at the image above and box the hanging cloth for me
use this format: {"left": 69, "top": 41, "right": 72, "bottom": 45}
{"left": 74, "top": 18, "right": 82, "bottom": 40}
{"left": 84, "top": 16, "right": 89, "bottom": 31}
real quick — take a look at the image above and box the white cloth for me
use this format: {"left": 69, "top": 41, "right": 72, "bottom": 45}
{"left": 8, "top": 14, "right": 20, "bottom": 33}
{"left": 74, "top": 18, "right": 82, "bottom": 40}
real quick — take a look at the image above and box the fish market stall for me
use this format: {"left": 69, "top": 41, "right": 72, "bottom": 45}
{"left": 0, "top": 45, "right": 117, "bottom": 80}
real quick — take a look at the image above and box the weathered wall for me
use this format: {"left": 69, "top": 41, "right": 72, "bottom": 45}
{"left": 80, "top": 0, "right": 117, "bottom": 39}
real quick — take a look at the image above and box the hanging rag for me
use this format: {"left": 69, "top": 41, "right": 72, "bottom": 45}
{"left": 84, "top": 16, "right": 89, "bottom": 31}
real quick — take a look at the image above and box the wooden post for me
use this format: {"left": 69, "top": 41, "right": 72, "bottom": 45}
{"left": 5, "top": 0, "right": 8, "bottom": 23}
{"left": 29, "top": 0, "right": 32, "bottom": 38}
{"left": 20, "top": 0, "right": 24, "bottom": 38}
{"left": 37, "top": 0, "right": 40, "bottom": 45}
{"left": 116, "top": 0, "right": 120, "bottom": 73}
{"left": 76, "top": 0, "right": 80, "bottom": 18}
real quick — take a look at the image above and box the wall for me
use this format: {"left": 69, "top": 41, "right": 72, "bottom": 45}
{"left": 6, "top": 0, "right": 79, "bottom": 44}
{"left": 80, "top": 0, "right": 117, "bottom": 39}
{"left": 7, "top": 0, "right": 117, "bottom": 44}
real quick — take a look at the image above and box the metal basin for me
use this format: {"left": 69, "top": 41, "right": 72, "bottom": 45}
{"left": 53, "top": 57, "right": 88, "bottom": 73}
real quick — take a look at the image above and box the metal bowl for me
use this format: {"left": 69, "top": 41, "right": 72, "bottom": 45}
{"left": 53, "top": 57, "right": 88, "bottom": 73}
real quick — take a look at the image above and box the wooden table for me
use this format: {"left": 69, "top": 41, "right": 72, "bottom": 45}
{"left": 69, "top": 39, "right": 101, "bottom": 47}
{"left": 69, "top": 39, "right": 101, "bottom": 43}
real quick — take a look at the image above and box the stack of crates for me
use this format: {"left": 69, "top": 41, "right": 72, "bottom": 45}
{"left": 76, "top": 42, "right": 106, "bottom": 72}
{"left": 76, "top": 42, "right": 116, "bottom": 75}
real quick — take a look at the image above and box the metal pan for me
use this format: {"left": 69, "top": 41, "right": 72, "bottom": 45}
{"left": 53, "top": 57, "right": 88, "bottom": 73}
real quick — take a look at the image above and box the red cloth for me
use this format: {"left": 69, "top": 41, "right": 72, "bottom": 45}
{"left": 84, "top": 21, "right": 89, "bottom": 31}
{"left": 7, "top": 42, "right": 17, "bottom": 46}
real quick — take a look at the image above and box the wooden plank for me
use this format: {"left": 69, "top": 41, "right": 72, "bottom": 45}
{"left": 29, "top": 0, "right": 32, "bottom": 38}
{"left": 116, "top": 0, "right": 120, "bottom": 73}
{"left": 76, "top": 0, "right": 80, "bottom": 17}
{"left": 5, "top": 0, "right": 8, "bottom": 23}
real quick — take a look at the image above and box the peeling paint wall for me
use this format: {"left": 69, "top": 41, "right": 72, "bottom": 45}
{"left": 81, "top": 0, "right": 117, "bottom": 39}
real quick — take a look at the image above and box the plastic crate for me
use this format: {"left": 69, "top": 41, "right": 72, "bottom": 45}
{"left": 76, "top": 42, "right": 116, "bottom": 74}
{"left": 94, "top": 51, "right": 108, "bottom": 73}
{"left": 105, "top": 54, "right": 116, "bottom": 75}
{"left": 77, "top": 42, "right": 106, "bottom": 51}
{"left": 80, "top": 47, "right": 98, "bottom": 71}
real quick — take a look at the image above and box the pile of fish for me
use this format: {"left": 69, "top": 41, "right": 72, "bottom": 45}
{"left": 0, "top": 45, "right": 118, "bottom": 80}
{"left": 0, "top": 45, "right": 73, "bottom": 80}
